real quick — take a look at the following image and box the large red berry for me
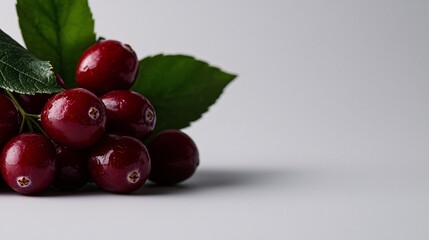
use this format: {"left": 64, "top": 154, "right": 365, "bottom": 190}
{"left": 41, "top": 88, "right": 106, "bottom": 149}
{"left": 52, "top": 146, "right": 90, "bottom": 190}
{"left": 76, "top": 40, "right": 138, "bottom": 96}
{"left": 0, "top": 133, "right": 56, "bottom": 195}
{"left": 14, "top": 74, "right": 66, "bottom": 114}
{"left": 148, "top": 130, "right": 199, "bottom": 185}
{"left": 88, "top": 134, "right": 151, "bottom": 193}
{"left": 0, "top": 94, "right": 21, "bottom": 147}
{"left": 101, "top": 90, "right": 156, "bottom": 140}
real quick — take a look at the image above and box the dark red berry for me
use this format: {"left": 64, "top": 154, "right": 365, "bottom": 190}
{"left": 0, "top": 94, "right": 21, "bottom": 146}
{"left": 0, "top": 174, "right": 5, "bottom": 186}
{"left": 52, "top": 146, "right": 89, "bottom": 190}
{"left": 41, "top": 88, "right": 106, "bottom": 149}
{"left": 101, "top": 90, "right": 156, "bottom": 140}
{"left": 88, "top": 134, "right": 151, "bottom": 193}
{"left": 76, "top": 40, "right": 138, "bottom": 96}
{"left": 0, "top": 133, "right": 56, "bottom": 195}
{"left": 14, "top": 74, "right": 66, "bottom": 114}
{"left": 148, "top": 130, "right": 199, "bottom": 185}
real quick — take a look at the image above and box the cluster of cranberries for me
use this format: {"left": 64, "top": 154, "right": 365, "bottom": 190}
{"left": 0, "top": 40, "right": 199, "bottom": 195}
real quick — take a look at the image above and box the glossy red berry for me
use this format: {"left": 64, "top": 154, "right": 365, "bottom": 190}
{"left": 88, "top": 134, "right": 151, "bottom": 193}
{"left": 14, "top": 74, "right": 66, "bottom": 114}
{"left": 0, "top": 94, "right": 21, "bottom": 147}
{"left": 148, "top": 130, "right": 199, "bottom": 185}
{"left": 101, "top": 90, "right": 156, "bottom": 140}
{"left": 0, "top": 133, "right": 56, "bottom": 195}
{"left": 52, "top": 146, "right": 89, "bottom": 190}
{"left": 41, "top": 88, "right": 106, "bottom": 149}
{"left": 76, "top": 40, "right": 138, "bottom": 96}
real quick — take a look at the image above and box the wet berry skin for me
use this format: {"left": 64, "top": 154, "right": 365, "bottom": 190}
{"left": 41, "top": 88, "right": 106, "bottom": 149}
{"left": 52, "top": 146, "right": 90, "bottom": 190}
{"left": 148, "top": 130, "right": 199, "bottom": 185}
{"left": 14, "top": 74, "right": 66, "bottom": 114}
{"left": 88, "top": 134, "right": 151, "bottom": 193}
{"left": 0, "top": 94, "right": 21, "bottom": 147}
{"left": 76, "top": 40, "right": 138, "bottom": 96}
{"left": 101, "top": 90, "right": 156, "bottom": 140}
{"left": 0, "top": 133, "right": 56, "bottom": 195}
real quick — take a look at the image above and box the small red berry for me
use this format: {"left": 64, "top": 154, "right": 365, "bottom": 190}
{"left": 88, "top": 134, "right": 151, "bottom": 193}
{"left": 76, "top": 40, "right": 138, "bottom": 96}
{"left": 0, "top": 94, "right": 21, "bottom": 147}
{"left": 41, "top": 88, "right": 106, "bottom": 149}
{"left": 0, "top": 133, "right": 56, "bottom": 195}
{"left": 52, "top": 145, "right": 90, "bottom": 190}
{"left": 148, "top": 130, "right": 199, "bottom": 185}
{"left": 101, "top": 90, "right": 156, "bottom": 140}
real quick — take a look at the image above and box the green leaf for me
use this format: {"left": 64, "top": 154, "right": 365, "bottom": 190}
{"left": 16, "top": 0, "right": 96, "bottom": 88}
{"left": 132, "top": 54, "right": 236, "bottom": 134}
{"left": 0, "top": 28, "right": 62, "bottom": 94}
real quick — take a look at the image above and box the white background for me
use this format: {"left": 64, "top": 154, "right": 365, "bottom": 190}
{"left": 1, "top": 0, "right": 429, "bottom": 239}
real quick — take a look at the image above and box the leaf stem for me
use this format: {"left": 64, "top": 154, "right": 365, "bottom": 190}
{"left": 19, "top": 115, "right": 26, "bottom": 133}
{"left": 28, "top": 117, "right": 49, "bottom": 139}
{"left": 5, "top": 90, "right": 45, "bottom": 136}
{"left": 26, "top": 118, "right": 33, "bottom": 132}
{"left": 26, "top": 113, "right": 41, "bottom": 119}
{"left": 5, "top": 90, "right": 27, "bottom": 119}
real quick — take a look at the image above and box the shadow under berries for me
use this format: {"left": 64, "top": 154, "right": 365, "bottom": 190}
{"left": 131, "top": 167, "right": 287, "bottom": 196}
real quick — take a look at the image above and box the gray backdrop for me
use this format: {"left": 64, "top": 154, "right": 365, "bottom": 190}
{"left": 1, "top": 1, "right": 428, "bottom": 239}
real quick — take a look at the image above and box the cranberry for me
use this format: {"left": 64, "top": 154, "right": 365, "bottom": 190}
{"left": 52, "top": 146, "right": 89, "bottom": 190}
{"left": 0, "top": 133, "right": 56, "bottom": 195}
{"left": 101, "top": 90, "right": 156, "bottom": 140}
{"left": 148, "top": 130, "right": 199, "bottom": 185}
{"left": 76, "top": 40, "right": 138, "bottom": 96}
{"left": 14, "top": 74, "right": 66, "bottom": 114}
{"left": 88, "top": 134, "right": 151, "bottom": 193}
{"left": 41, "top": 88, "right": 106, "bottom": 149}
{"left": 0, "top": 94, "right": 21, "bottom": 147}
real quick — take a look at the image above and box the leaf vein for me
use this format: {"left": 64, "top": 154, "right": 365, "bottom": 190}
{"left": 0, "top": 58, "right": 47, "bottom": 86}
